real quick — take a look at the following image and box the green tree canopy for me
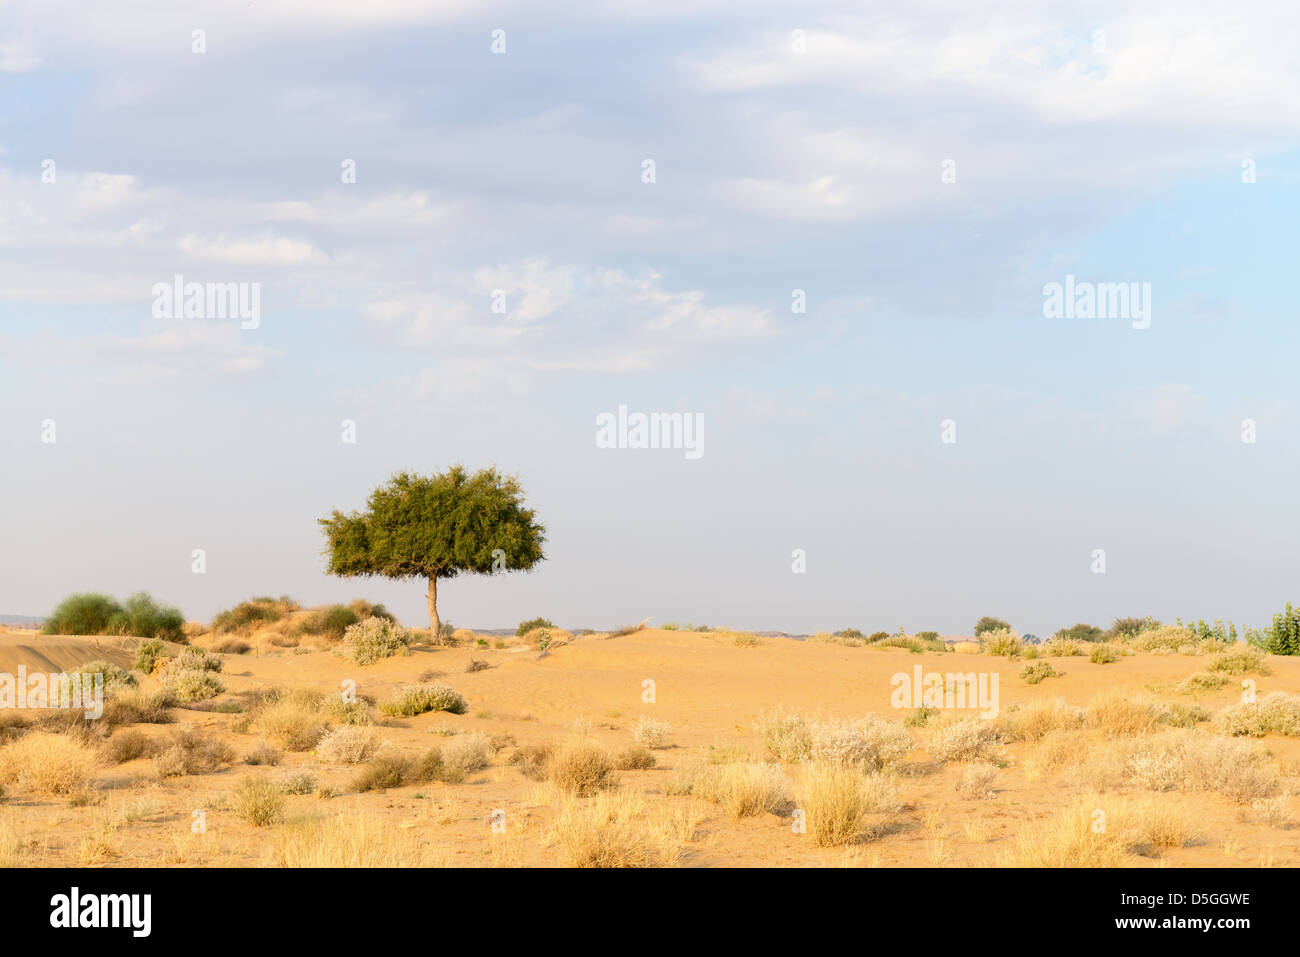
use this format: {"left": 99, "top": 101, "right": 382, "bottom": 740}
{"left": 318, "top": 467, "right": 546, "bottom": 636}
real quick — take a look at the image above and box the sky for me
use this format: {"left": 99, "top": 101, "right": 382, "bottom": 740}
{"left": 1, "top": 0, "right": 1297, "bottom": 636}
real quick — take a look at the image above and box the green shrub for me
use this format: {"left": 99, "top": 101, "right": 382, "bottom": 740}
{"left": 1247, "top": 602, "right": 1300, "bottom": 656}
{"left": 517, "top": 617, "right": 555, "bottom": 636}
{"left": 1107, "top": 616, "right": 1160, "bottom": 640}
{"left": 835, "top": 628, "right": 865, "bottom": 640}
{"left": 973, "top": 617, "right": 1011, "bottom": 638}
{"left": 342, "top": 617, "right": 412, "bottom": 665}
{"left": 1055, "top": 623, "right": 1104, "bottom": 643}
{"left": 378, "top": 684, "right": 467, "bottom": 717}
{"left": 1020, "top": 661, "right": 1057, "bottom": 685}
{"left": 79, "top": 660, "right": 137, "bottom": 694}
{"left": 212, "top": 596, "right": 297, "bottom": 634}
{"left": 42, "top": 592, "right": 184, "bottom": 641}
{"left": 163, "top": 670, "right": 225, "bottom": 703}
{"left": 1207, "top": 646, "right": 1270, "bottom": 676}
{"left": 133, "top": 639, "right": 169, "bottom": 674}
{"left": 118, "top": 593, "right": 185, "bottom": 642}
{"left": 295, "top": 604, "right": 361, "bottom": 642}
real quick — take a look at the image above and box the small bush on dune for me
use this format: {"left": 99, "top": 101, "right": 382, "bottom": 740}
{"left": 0, "top": 732, "right": 100, "bottom": 795}
{"left": 1089, "top": 643, "right": 1120, "bottom": 664}
{"left": 317, "top": 696, "right": 373, "bottom": 727}
{"left": 1085, "top": 693, "right": 1162, "bottom": 738}
{"left": 117, "top": 593, "right": 186, "bottom": 642}
{"left": 343, "top": 617, "right": 412, "bottom": 665}
{"left": 1006, "top": 796, "right": 1198, "bottom": 866}
{"left": 102, "top": 688, "right": 175, "bottom": 726}
{"left": 1001, "top": 699, "right": 1085, "bottom": 743}
{"left": 1019, "top": 661, "right": 1057, "bottom": 684}
{"left": 754, "top": 707, "right": 811, "bottom": 762}
{"left": 798, "top": 763, "right": 898, "bottom": 847}
{"left": 930, "top": 717, "right": 1000, "bottom": 763}
{"left": 43, "top": 592, "right": 185, "bottom": 642}
{"left": 212, "top": 596, "right": 298, "bottom": 634}
{"left": 631, "top": 716, "right": 672, "bottom": 749}
{"left": 133, "top": 639, "right": 169, "bottom": 674}
{"left": 517, "top": 617, "right": 554, "bottom": 636}
{"left": 548, "top": 743, "right": 616, "bottom": 796}
{"left": 351, "top": 749, "right": 460, "bottom": 792}
{"left": 378, "top": 684, "right": 466, "bottom": 718}
{"left": 295, "top": 605, "right": 361, "bottom": 642}
{"left": 957, "top": 761, "right": 997, "bottom": 799}
{"left": 506, "top": 743, "right": 555, "bottom": 781}
{"left": 1207, "top": 646, "right": 1271, "bottom": 676}
{"left": 1177, "top": 672, "right": 1230, "bottom": 694}
{"left": 981, "top": 628, "right": 1024, "bottom": 658}
{"left": 244, "top": 742, "right": 282, "bottom": 766}
{"left": 1043, "top": 638, "right": 1084, "bottom": 657}
{"left": 1216, "top": 692, "right": 1300, "bottom": 737}
{"left": 442, "top": 732, "right": 492, "bottom": 772}
{"left": 233, "top": 777, "right": 284, "bottom": 826}
{"left": 1122, "top": 730, "right": 1279, "bottom": 804}
{"left": 692, "top": 762, "right": 789, "bottom": 818}
{"left": 315, "top": 726, "right": 379, "bottom": 764}
{"left": 254, "top": 699, "right": 327, "bottom": 751}
{"left": 615, "top": 746, "right": 656, "bottom": 770}
{"left": 152, "top": 727, "right": 234, "bottom": 777}
{"left": 808, "top": 716, "right": 912, "bottom": 770}
{"left": 104, "top": 730, "right": 157, "bottom": 764}
{"left": 79, "top": 661, "right": 137, "bottom": 694}
{"left": 163, "top": 670, "right": 225, "bottom": 703}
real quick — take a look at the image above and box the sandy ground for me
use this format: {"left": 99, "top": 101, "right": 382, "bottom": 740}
{"left": 1, "top": 626, "right": 1297, "bottom": 867}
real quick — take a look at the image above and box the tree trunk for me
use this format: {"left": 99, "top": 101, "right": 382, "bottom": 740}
{"left": 427, "top": 575, "right": 441, "bottom": 642}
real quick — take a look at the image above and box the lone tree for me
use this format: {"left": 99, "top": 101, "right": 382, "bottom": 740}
{"left": 318, "top": 467, "right": 546, "bottom": 638}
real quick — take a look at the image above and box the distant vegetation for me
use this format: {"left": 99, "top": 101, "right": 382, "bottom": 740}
{"left": 517, "top": 617, "right": 554, "bottom": 636}
{"left": 212, "top": 596, "right": 299, "bottom": 634}
{"left": 42, "top": 592, "right": 185, "bottom": 642}
{"left": 1054, "top": 623, "right": 1104, "bottom": 643}
{"left": 973, "top": 616, "right": 1010, "bottom": 638}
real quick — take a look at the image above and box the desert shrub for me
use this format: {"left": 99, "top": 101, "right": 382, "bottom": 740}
{"left": 930, "top": 717, "right": 1000, "bottom": 763}
{"left": 163, "top": 670, "right": 225, "bottom": 703}
{"left": 295, "top": 604, "right": 361, "bottom": 642}
{"left": 692, "top": 762, "right": 789, "bottom": 818}
{"left": 836, "top": 628, "right": 865, "bottom": 640}
{"left": 506, "top": 743, "right": 555, "bottom": 781}
{"left": 631, "top": 716, "right": 672, "bottom": 749}
{"left": 79, "top": 660, "right": 137, "bottom": 694}
{"left": 1089, "top": 643, "right": 1119, "bottom": 664}
{"left": 754, "top": 707, "right": 811, "bottom": 762}
{"left": 1085, "top": 693, "right": 1162, "bottom": 738}
{"left": 169, "top": 647, "right": 223, "bottom": 673}
{"left": 254, "top": 699, "right": 327, "bottom": 751}
{"left": 1177, "top": 672, "right": 1230, "bottom": 694}
{"left": 607, "top": 623, "right": 645, "bottom": 638}
{"left": 1043, "top": 638, "right": 1084, "bottom": 657}
{"left": 1216, "top": 692, "right": 1300, "bottom": 737}
{"left": 548, "top": 743, "right": 616, "bottom": 796}
{"left": 1124, "top": 625, "right": 1195, "bottom": 653}
{"left": 280, "top": 772, "right": 316, "bottom": 795}
{"left": 212, "top": 596, "right": 298, "bottom": 634}
{"left": 0, "top": 732, "right": 100, "bottom": 795}
{"left": 352, "top": 749, "right": 459, "bottom": 792}
{"left": 1123, "top": 731, "right": 1279, "bottom": 804}
{"left": 808, "top": 716, "right": 912, "bottom": 770}
{"left": 615, "top": 746, "right": 656, "bottom": 770}
{"left": 1020, "top": 661, "right": 1057, "bottom": 685}
{"left": 102, "top": 688, "right": 175, "bottom": 726}
{"left": 318, "top": 696, "right": 374, "bottom": 726}
{"left": 1008, "top": 796, "right": 1199, "bottom": 866}
{"left": 1001, "top": 699, "right": 1084, "bottom": 743}
{"left": 798, "top": 762, "right": 897, "bottom": 847}
{"left": 973, "top": 616, "right": 1011, "bottom": 638}
{"left": 517, "top": 617, "right": 554, "bottom": 636}
{"left": 980, "top": 628, "right": 1023, "bottom": 658}
{"left": 343, "top": 617, "right": 412, "bottom": 665}
{"left": 443, "top": 732, "right": 492, "bottom": 772}
{"left": 957, "top": 760, "right": 997, "bottom": 799}
{"left": 104, "top": 730, "right": 157, "bottom": 764}
{"left": 133, "top": 639, "right": 169, "bottom": 674}
{"left": 244, "top": 743, "right": 282, "bottom": 766}
{"left": 233, "top": 777, "right": 284, "bottom": 826}
{"left": 117, "top": 593, "right": 186, "bottom": 642}
{"left": 465, "top": 659, "right": 490, "bottom": 673}
{"left": 211, "top": 638, "right": 251, "bottom": 654}
{"left": 877, "top": 633, "right": 946, "bottom": 653}
{"left": 153, "top": 727, "right": 234, "bottom": 777}
{"left": 315, "top": 726, "right": 379, "bottom": 764}
{"left": 1207, "top": 646, "right": 1270, "bottom": 676}
{"left": 378, "top": 684, "right": 466, "bottom": 718}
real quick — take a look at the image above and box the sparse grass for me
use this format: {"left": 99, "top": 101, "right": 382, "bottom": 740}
{"left": 1207, "top": 646, "right": 1271, "bottom": 677}
{"left": 808, "top": 715, "right": 913, "bottom": 770}
{"left": 1177, "top": 672, "right": 1230, "bottom": 694}
{"left": 442, "top": 732, "right": 492, "bottom": 772}
{"left": 930, "top": 717, "right": 1000, "bottom": 763}
{"left": 378, "top": 684, "right": 467, "bottom": 718}
{"left": 232, "top": 777, "right": 285, "bottom": 826}
{"left": 254, "top": 699, "right": 327, "bottom": 751}
{"left": 956, "top": 761, "right": 997, "bottom": 799}
{"left": 153, "top": 727, "right": 235, "bottom": 777}
{"left": 754, "top": 707, "right": 811, "bottom": 762}
{"left": 102, "top": 688, "right": 175, "bottom": 725}
{"left": 104, "top": 729, "right": 157, "bottom": 764}
{"left": 614, "top": 746, "right": 656, "bottom": 770}
{"left": 351, "top": 749, "right": 461, "bottom": 792}
{"left": 548, "top": 790, "right": 681, "bottom": 867}
{"left": 1001, "top": 699, "right": 1084, "bottom": 743}
{"left": 1085, "top": 693, "right": 1162, "bottom": 738}
{"left": 271, "top": 813, "right": 439, "bottom": 866}
{"left": 692, "top": 762, "right": 789, "bottom": 818}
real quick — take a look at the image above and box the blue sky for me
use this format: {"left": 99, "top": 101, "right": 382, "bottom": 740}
{"left": 1, "top": 1, "right": 1297, "bottom": 635}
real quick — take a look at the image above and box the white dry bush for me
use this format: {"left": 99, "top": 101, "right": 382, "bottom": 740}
{"left": 631, "top": 716, "right": 672, "bottom": 749}
{"left": 315, "top": 726, "right": 380, "bottom": 765}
